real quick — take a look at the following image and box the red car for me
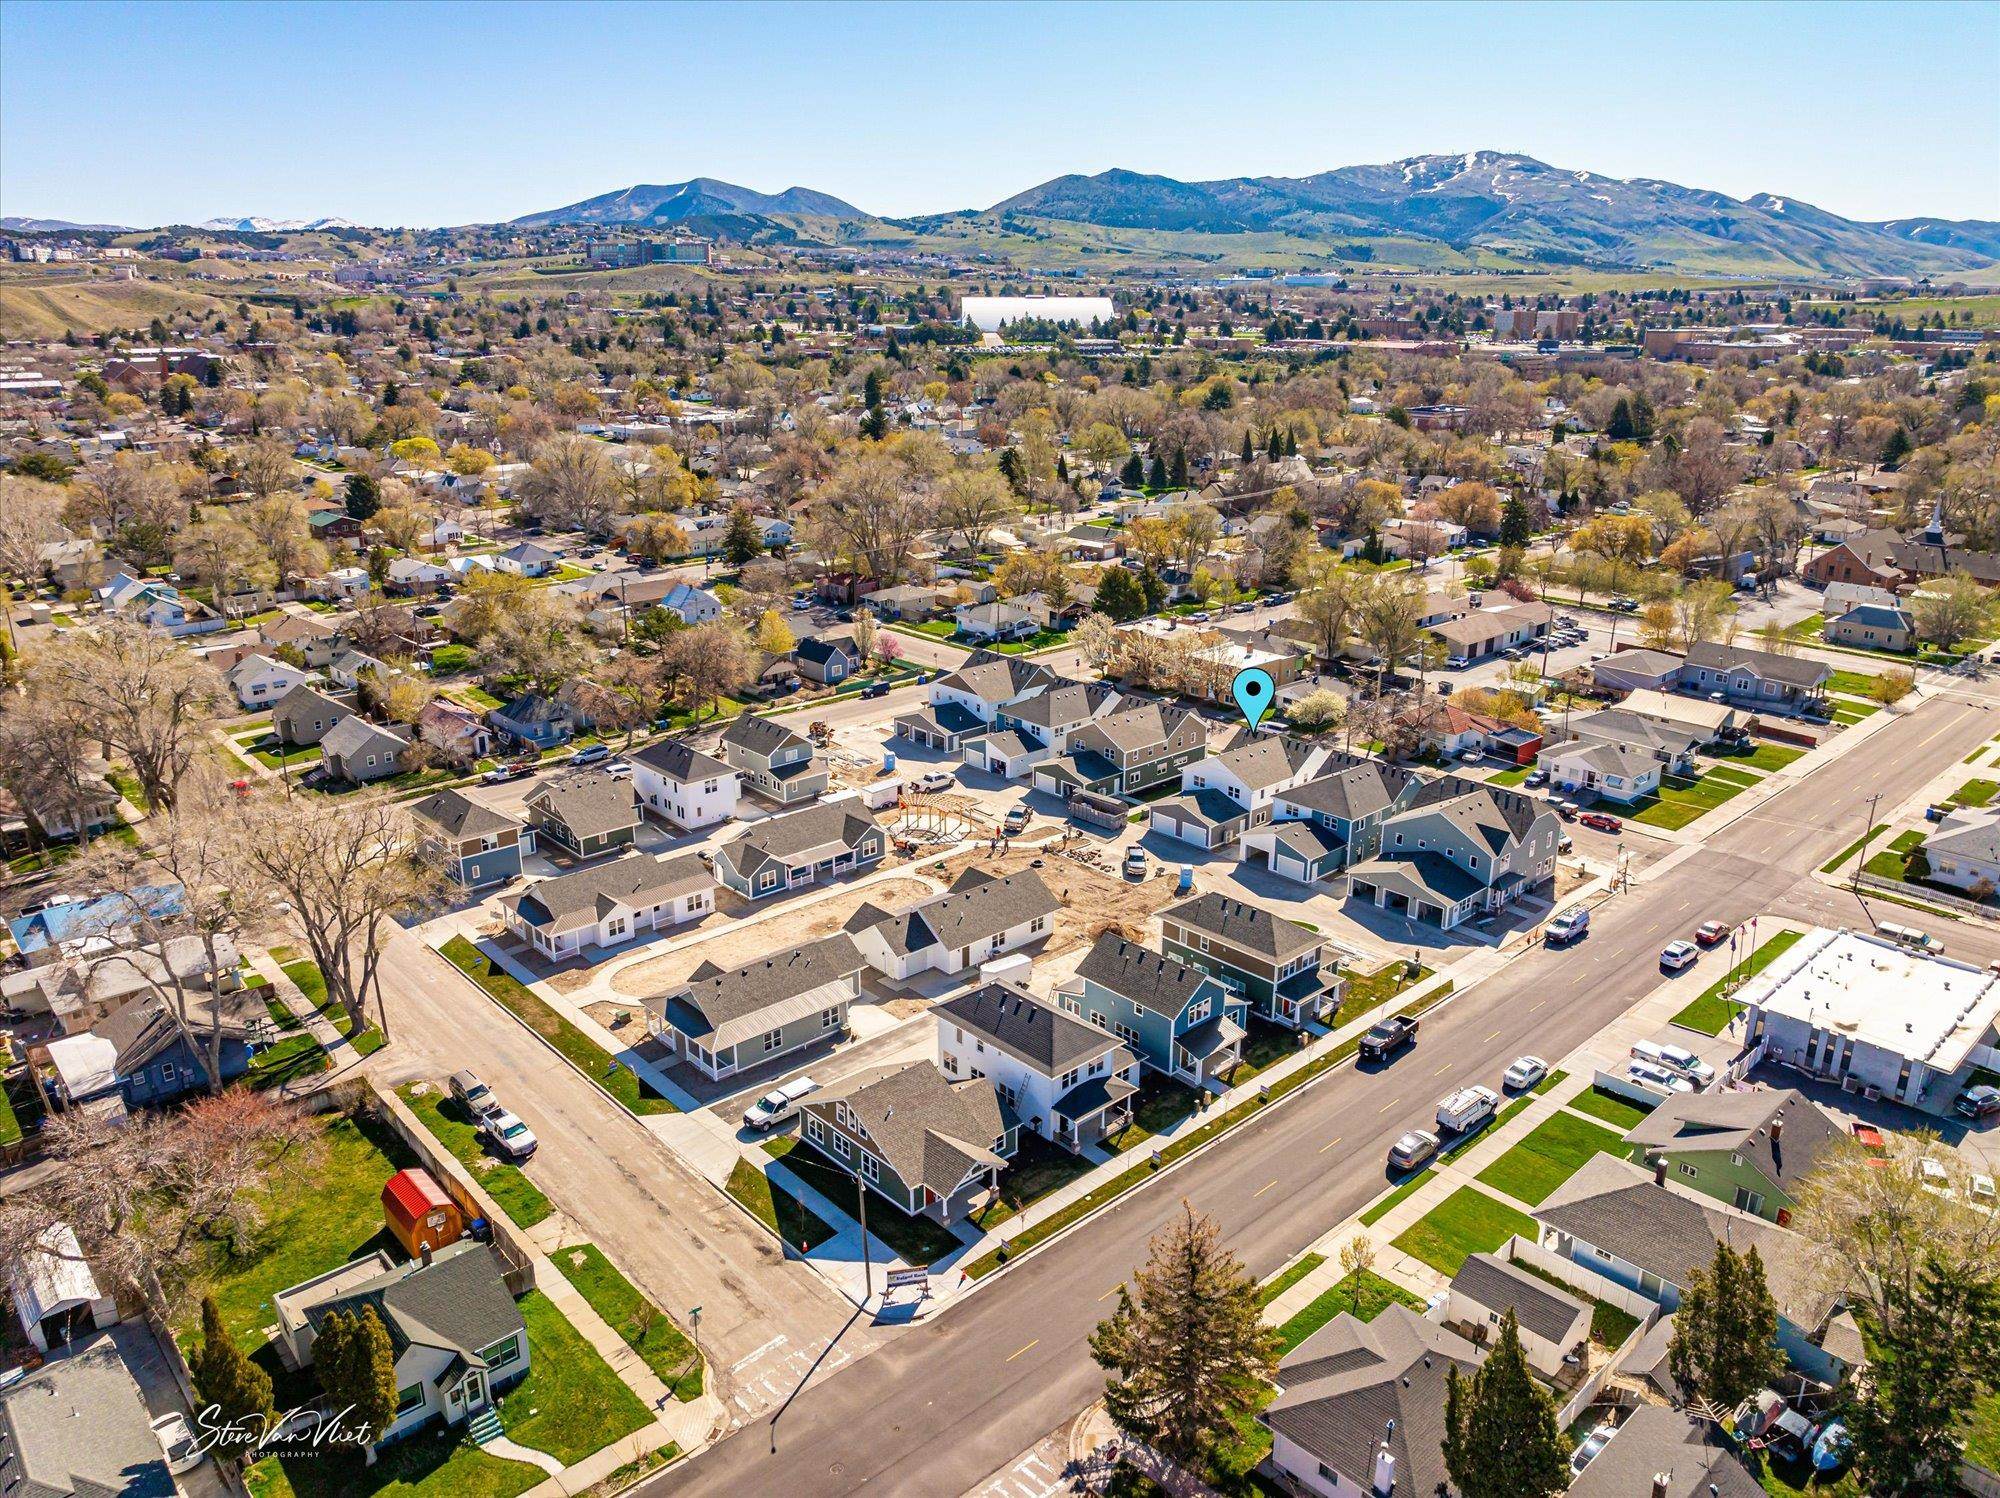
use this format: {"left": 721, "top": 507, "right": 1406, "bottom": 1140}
{"left": 1578, "top": 812, "right": 1622, "bottom": 832}
{"left": 1694, "top": 920, "right": 1731, "bottom": 947}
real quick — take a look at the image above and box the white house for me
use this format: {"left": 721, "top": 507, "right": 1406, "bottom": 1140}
{"left": 500, "top": 851, "right": 714, "bottom": 960}
{"left": 1540, "top": 737, "right": 1664, "bottom": 804}
{"left": 661, "top": 582, "right": 723, "bottom": 625}
{"left": 628, "top": 737, "right": 741, "bottom": 830}
{"left": 955, "top": 599, "right": 1040, "bottom": 641}
{"left": 934, "top": 980, "right": 1139, "bottom": 1150}
{"left": 1923, "top": 806, "right": 2000, "bottom": 894}
{"left": 843, "top": 869, "right": 1060, "bottom": 982}
{"left": 225, "top": 652, "right": 314, "bottom": 710}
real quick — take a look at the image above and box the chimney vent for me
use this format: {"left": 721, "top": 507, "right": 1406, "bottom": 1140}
{"left": 420, "top": 1243, "right": 433, "bottom": 1267}
{"left": 1651, "top": 1475, "right": 1671, "bottom": 1498}
{"left": 1654, "top": 1157, "right": 1668, "bottom": 1187}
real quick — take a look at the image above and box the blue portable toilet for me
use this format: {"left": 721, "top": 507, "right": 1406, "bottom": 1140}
{"left": 884, "top": 751, "right": 897, "bottom": 774}
{"left": 1177, "top": 865, "right": 1194, "bottom": 894}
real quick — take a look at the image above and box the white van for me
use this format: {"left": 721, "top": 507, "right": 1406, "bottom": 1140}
{"left": 1435, "top": 1085, "right": 1500, "bottom": 1135}
{"left": 1632, "top": 1039, "right": 1715, "bottom": 1087}
{"left": 1547, "top": 907, "right": 1590, "bottom": 944}
{"left": 1878, "top": 921, "right": 1943, "bottom": 954}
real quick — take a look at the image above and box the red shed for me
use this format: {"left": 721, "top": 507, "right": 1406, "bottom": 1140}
{"left": 381, "top": 1167, "right": 464, "bottom": 1258}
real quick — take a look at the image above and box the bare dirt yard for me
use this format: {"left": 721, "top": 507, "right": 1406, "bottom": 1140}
{"left": 931, "top": 842, "right": 1181, "bottom": 957}
{"left": 609, "top": 875, "right": 942, "bottom": 996}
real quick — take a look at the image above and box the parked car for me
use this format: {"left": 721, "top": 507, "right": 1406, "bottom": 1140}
{"left": 1628, "top": 1059, "right": 1696, "bottom": 1093}
{"left": 1435, "top": 1085, "right": 1500, "bottom": 1136}
{"left": 1123, "top": 846, "right": 1148, "bottom": 879}
{"left": 1633, "top": 1038, "right": 1715, "bottom": 1086}
{"left": 1579, "top": 811, "right": 1623, "bottom": 832}
{"left": 569, "top": 743, "right": 612, "bottom": 765}
{"left": 1955, "top": 1084, "right": 2000, "bottom": 1119}
{"left": 1694, "top": 920, "right": 1731, "bottom": 946}
{"left": 480, "top": 1108, "right": 538, "bottom": 1161}
{"left": 1660, "top": 939, "right": 1700, "bottom": 972}
{"left": 1557, "top": 832, "right": 1574, "bottom": 853}
{"left": 152, "top": 1411, "right": 204, "bottom": 1475}
{"left": 1360, "top": 1015, "right": 1419, "bottom": 1062}
{"left": 1556, "top": 801, "right": 1580, "bottom": 821}
{"left": 910, "top": 769, "right": 955, "bottom": 793}
{"left": 1547, "top": 907, "right": 1590, "bottom": 944}
{"left": 743, "top": 1076, "right": 822, "bottom": 1131}
{"left": 1503, "top": 1055, "right": 1549, "bottom": 1091}
{"left": 482, "top": 762, "right": 534, "bottom": 784}
{"left": 861, "top": 680, "right": 891, "bottom": 699}
{"left": 1524, "top": 768, "right": 1549, "bottom": 787}
{"left": 1003, "top": 806, "right": 1031, "bottom": 835}
{"left": 449, "top": 1069, "right": 499, "bottom": 1117}
{"left": 1570, "top": 1422, "right": 1618, "bottom": 1475}
{"left": 1388, "top": 1128, "right": 1440, "bottom": 1171}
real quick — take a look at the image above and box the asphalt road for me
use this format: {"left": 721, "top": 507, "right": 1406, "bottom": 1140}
{"left": 652, "top": 681, "right": 2000, "bottom": 1497}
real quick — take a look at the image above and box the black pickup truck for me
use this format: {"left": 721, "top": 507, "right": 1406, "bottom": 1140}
{"left": 1359, "top": 1014, "right": 1420, "bottom": 1062}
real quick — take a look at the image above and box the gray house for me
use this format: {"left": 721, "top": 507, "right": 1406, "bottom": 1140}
{"left": 524, "top": 772, "right": 641, "bottom": 859}
{"left": 320, "top": 716, "right": 411, "bottom": 784}
{"left": 935, "top": 981, "right": 1138, "bottom": 1150}
{"left": 409, "top": 788, "right": 528, "bottom": 887}
{"left": 1057, "top": 934, "right": 1249, "bottom": 1084}
{"left": 1824, "top": 602, "right": 1915, "bottom": 652}
{"left": 1158, "top": 892, "right": 1342, "bottom": 1028}
{"left": 798, "top": 1059, "right": 1018, "bottom": 1230}
{"left": 1031, "top": 698, "right": 1209, "bottom": 798}
{"left": 488, "top": 693, "right": 575, "bottom": 751}
{"left": 1682, "top": 641, "right": 1831, "bottom": 711}
{"left": 721, "top": 713, "right": 829, "bottom": 805}
{"left": 272, "top": 682, "right": 358, "bottom": 747}
{"left": 0, "top": 1334, "right": 175, "bottom": 1498}
{"left": 647, "top": 932, "right": 865, "bottom": 1081}
{"left": 795, "top": 635, "right": 862, "bottom": 686}
{"left": 714, "top": 796, "right": 885, "bottom": 898}
{"left": 1345, "top": 777, "right": 1560, "bottom": 931}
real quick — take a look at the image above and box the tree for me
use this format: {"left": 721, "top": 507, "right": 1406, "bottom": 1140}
{"left": 659, "top": 621, "right": 756, "bottom": 718}
{"left": 192, "top": 1295, "right": 275, "bottom": 1455}
{"left": 1499, "top": 492, "right": 1532, "bottom": 549}
{"left": 1354, "top": 576, "right": 1426, "bottom": 691}
{"left": 1088, "top": 1203, "right": 1280, "bottom": 1466}
{"left": 1870, "top": 667, "right": 1917, "bottom": 707}
{"left": 0, "top": 473, "right": 69, "bottom": 580}
{"left": 316, "top": 1306, "right": 397, "bottom": 1446}
{"left": 754, "top": 608, "right": 796, "bottom": 657}
{"left": 935, "top": 466, "right": 1019, "bottom": 555}
{"left": 476, "top": 590, "right": 595, "bottom": 695}
{"left": 1668, "top": 1241, "right": 1784, "bottom": 1411}
{"left": 1912, "top": 571, "right": 1996, "bottom": 651}
{"left": 723, "top": 503, "right": 763, "bottom": 565}
{"left": 521, "top": 435, "right": 624, "bottom": 536}
{"left": 1287, "top": 688, "right": 1347, "bottom": 731}
{"left": 623, "top": 511, "right": 688, "bottom": 564}
{"left": 1847, "top": 1256, "right": 2000, "bottom": 1498}
{"left": 1094, "top": 566, "right": 1148, "bottom": 621}
{"left": 802, "top": 448, "right": 936, "bottom": 584}
{"left": 1441, "top": 1311, "right": 1568, "bottom": 1498}
{"left": 1071, "top": 612, "right": 1121, "bottom": 675}
{"left": 1293, "top": 555, "right": 1366, "bottom": 665}
{"left": 850, "top": 607, "right": 881, "bottom": 662}
{"left": 343, "top": 471, "right": 381, "bottom": 521}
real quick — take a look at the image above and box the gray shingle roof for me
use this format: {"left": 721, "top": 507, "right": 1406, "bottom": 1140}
{"left": 1080, "top": 698, "right": 1199, "bottom": 754}
{"left": 1402, "top": 774, "right": 1543, "bottom": 847}
{"left": 300, "top": 1240, "right": 523, "bottom": 1370}
{"left": 716, "top": 798, "right": 883, "bottom": 882}
{"left": 504, "top": 851, "right": 711, "bottom": 934}
{"left": 1162, "top": 891, "right": 1322, "bottom": 960}
{"left": 936, "top": 980, "right": 1122, "bottom": 1074}
{"left": 803, "top": 1059, "right": 1011, "bottom": 1198}
{"left": 411, "top": 787, "right": 520, "bottom": 841}
{"left": 848, "top": 869, "right": 1059, "bottom": 958}
{"left": 0, "top": 1332, "right": 175, "bottom": 1498}
{"left": 526, "top": 771, "right": 641, "bottom": 841}
{"left": 630, "top": 736, "right": 733, "bottom": 784}
{"left": 1004, "top": 681, "right": 1117, "bottom": 729}
{"left": 1685, "top": 640, "right": 1832, "bottom": 690}
{"left": 1209, "top": 734, "right": 1316, "bottom": 790}
{"left": 1265, "top": 1304, "right": 1481, "bottom": 1498}
{"left": 721, "top": 713, "right": 811, "bottom": 757}
{"left": 659, "top": 933, "right": 864, "bottom": 1050}
{"left": 1074, "top": 935, "right": 1224, "bottom": 1019}
{"left": 933, "top": 654, "right": 1057, "bottom": 705}
{"left": 1448, "top": 1252, "right": 1588, "bottom": 1345}
{"left": 1565, "top": 1405, "right": 1764, "bottom": 1498}
{"left": 1276, "top": 758, "right": 1414, "bottom": 821}
{"left": 1622, "top": 1088, "right": 1840, "bottom": 1191}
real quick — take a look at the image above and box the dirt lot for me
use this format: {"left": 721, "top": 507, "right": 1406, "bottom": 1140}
{"left": 931, "top": 842, "right": 1182, "bottom": 957}
{"left": 609, "top": 875, "right": 942, "bottom": 996}
{"left": 1553, "top": 860, "right": 1595, "bottom": 900}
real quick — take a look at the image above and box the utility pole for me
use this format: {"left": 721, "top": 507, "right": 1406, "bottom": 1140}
{"left": 1851, "top": 791, "right": 1882, "bottom": 893}
{"left": 856, "top": 1175, "right": 873, "bottom": 1310}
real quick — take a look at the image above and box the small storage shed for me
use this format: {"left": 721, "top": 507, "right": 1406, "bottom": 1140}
{"left": 382, "top": 1167, "right": 464, "bottom": 1258}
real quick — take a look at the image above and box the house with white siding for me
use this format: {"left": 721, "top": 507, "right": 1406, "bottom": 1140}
{"left": 501, "top": 851, "right": 713, "bottom": 959}
{"left": 843, "top": 869, "right": 1060, "bottom": 982}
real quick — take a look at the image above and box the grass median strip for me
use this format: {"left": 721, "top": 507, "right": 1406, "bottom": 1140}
{"left": 437, "top": 936, "right": 675, "bottom": 1117}
{"left": 1669, "top": 928, "right": 1802, "bottom": 1035}
{"left": 964, "top": 983, "right": 1454, "bottom": 1278}
{"left": 395, "top": 1082, "right": 553, "bottom": 1228}
{"left": 1821, "top": 824, "right": 1888, "bottom": 874}
{"left": 549, "top": 1242, "right": 704, "bottom": 1402}
{"left": 726, "top": 1156, "right": 836, "bottom": 1253}
{"left": 1567, "top": 1086, "right": 1654, "bottom": 1129}
{"left": 1258, "top": 1252, "right": 1325, "bottom": 1307}
{"left": 1474, "top": 1113, "right": 1626, "bottom": 1206}
{"left": 1390, "top": 1186, "right": 1537, "bottom": 1276}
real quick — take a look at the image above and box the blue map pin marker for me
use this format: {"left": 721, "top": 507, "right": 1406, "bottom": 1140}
{"left": 1232, "top": 667, "right": 1276, "bottom": 730}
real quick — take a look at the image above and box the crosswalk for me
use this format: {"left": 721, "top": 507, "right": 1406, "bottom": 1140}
{"left": 723, "top": 1331, "right": 856, "bottom": 1427}
{"left": 965, "top": 1448, "right": 1068, "bottom": 1498}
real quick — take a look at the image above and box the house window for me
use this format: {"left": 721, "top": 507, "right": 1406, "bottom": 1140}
{"left": 607, "top": 917, "right": 628, "bottom": 938}
{"left": 1060, "top": 1068, "right": 1080, "bottom": 1089}
{"left": 1678, "top": 1162, "right": 1699, "bottom": 1179}
{"left": 806, "top": 1116, "right": 823, "bottom": 1144}
{"left": 477, "top": 1334, "right": 521, "bottom": 1367}
{"left": 759, "top": 870, "right": 778, "bottom": 891}
{"left": 762, "top": 1028, "right": 783, "bottom": 1052}
{"left": 395, "top": 1383, "right": 426, "bottom": 1416}
{"left": 943, "top": 1053, "right": 959, "bottom": 1076}
{"left": 861, "top": 1153, "right": 880, "bottom": 1183}
{"left": 821, "top": 1006, "right": 840, "bottom": 1029}
{"left": 1186, "top": 998, "right": 1210, "bottom": 1025}
{"left": 832, "top": 1130, "right": 852, "bottom": 1159}
{"left": 1030, "top": 916, "right": 1047, "bottom": 934}
{"left": 1734, "top": 1187, "right": 1765, "bottom": 1215}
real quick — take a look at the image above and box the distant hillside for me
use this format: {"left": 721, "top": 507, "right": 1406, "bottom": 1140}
{"left": 0, "top": 216, "right": 130, "bottom": 233}
{"left": 193, "top": 215, "right": 358, "bottom": 232}
{"left": 977, "top": 152, "right": 1999, "bottom": 278}
{"left": 510, "top": 178, "right": 866, "bottom": 228}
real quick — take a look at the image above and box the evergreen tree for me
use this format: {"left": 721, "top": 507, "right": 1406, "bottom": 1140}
{"left": 192, "top": 1295, "right": 274, "bottom": 1455}
{"left": 1120, "top": 452, "right": 1146, "bottom": 489}
{"left": 998, "top": 447, "right": 1028, "bottom": 497}
{"left": 1441, "top": 1312, "right": 1569, "bottom": 1498}
{"left": 1094, "top": 566, "right": 1146, "bottom": 621}
{"left": 1169, "top": 448, "right": 1189, "bottom": 488}
{"left": 1605, "top": 396, "right": 1636, "bottom": 442}
{"left": 345, "top": 1308, "right": 398, "bottom": 1444}
{"left": 1499, "top": 494, "right": 1533, "bottom": 550}
{"left": 1137, "top": 567, "right": 1168, "bottom": 614}
{"left": 1669, "top": 1241, "right": 1784, "bottom": 1411}
{"left": 343, "top": 472, "right": 381, "bottom": 521}
{"left": 1849, "top": 1257, "right": 2000, "bottom": 1497}
{"left": 1089, "top": 1204, "right": 1280, "bottom": 1465}
{"left": 1146, "top": 454, "right": 1168, "bottom": 489}
{"left": 1879, "top": 425, "right": 1914, "bottom": 468}
{"left": 1630, "top": 391, "right": 1657, "bottom": 442}
{"left": 723, "top": 503, "right": 763, "bottom": 565}
{"left": 1267, "top": 427, "right": 1283, "bottom": 460}
{"left": 1240, "top": 429, "right": 1255, "bottom": 464}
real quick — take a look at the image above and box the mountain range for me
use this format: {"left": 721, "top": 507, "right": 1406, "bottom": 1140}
{"left": 192, "top": 216, "right": 358, "bottom": 232}
{"left": 513, "top": 152, "right": 2000, "bottom": 277}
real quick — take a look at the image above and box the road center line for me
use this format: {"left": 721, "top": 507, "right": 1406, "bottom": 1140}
{"left": 1253, "top": 1179, "right": 1279, "bottom": 1197}
{"left": 1377, "top": 1096, "right": 1401, "bottom": 1113}
{"left": 1005, "top": 1339, "right": 1039, "bottom": 1362}
{"left": 1318, "top": 1136, "right": 1343, "bottom": 1154}
{"left": 1433, "top": 1062, "right": 1453, "bottom": 1076}
{"left": 1484, "top": 1029, "right": 1501, "bottom": 1042}
{"left": 1098, "top": 1285, "right": 1122, "bottom": 1301}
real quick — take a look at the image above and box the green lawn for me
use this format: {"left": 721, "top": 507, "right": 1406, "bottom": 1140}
{"left": 251, "top": 738, "right": 324, "bottom": 770}
{"left": 1628, "top": 769, "right": 1755, "bottom": 830}
{"left": 1830, "top": 700, "right": 1879, "bottom": 725}
{"left": 437, "top": 937, "right": 674, "bottom": 1116}
{"left": 1275, "top": 1270, "right": 1425, "bottom": 1353}
{"left": 1532, "top": 1068, "right": 1570, "bottom": 1096}
{"left": 1259, "top": 1252, "right": 1326, "bottom": 1307}
{"left": 986, "top": 628, "right": 1071, "bottom": 655}
{"left": 1223, "top": 1017, "right": 1305, "bottom": 1087}
{"left": 1862, "top": 828, "right": 1927, "bottom": 883}
{"left": 1669, "top": 928, "right": 1803, "bottom": 1035}
{"left": 1703, "top": 741, "right": 1805, "bottom": 773}
{"left": 0, "top": 1067, "right": 28, "bottom": 1147}
{"left": 1101, "top": 1074, "right": 1202, "bottom": 1153}
{"left": 1333, "top": 959, "right": 1432, "bottom": 1025}
{"left": 1825, "top": 669, "right": 1882, "bottom": 697}
{"left": 1488, "top": 764, "right": 1532, "bottom": 787}
{"left": 900, "top": 619, "right": 959, "bottom": 639}
{"left": 1705, "top": 765, "right": 1764, "bottom": 788}
{"left": 274, "top": 954, "right": 384, "bottom": 1056}
{"left": 1952, "top": 778, "right": 2000, "bottom": 808}
{"left": 1359, "top": 1167, "right": 1435, "bottom": 1226}
{"left": 1475, "top": 1114, "right": 1627, "bottom": 1206}
{"left": 726, "top": 1155, "right": 837, "bottom": 1252}
{"left": 493, "top": 1290, "right": 653, "bottom": 1465}
{"left": 246, "top": 995, "right": 331, "bottom": 1090}
{"left": 1508, "top": 1258, "right": 1644, "bottom": 1348}
{"left": 246, "top": 1428, "right": 541, "bottom": 1498}
{"left": 548, "top": 1242, "right": 703, "bottom": 1402}
{"left": 1567, "top": 1087, "right": 1655, "bottom": 1130}
{"left": 395, "top": 1083, "right": 552, "bottom": 1229}
{"left": 1390, "top": 1187, "right": 1537, "bottom": 1276}
{"left": 1821, "top": 823, "right": 1888, "bottom": 874}
{"left": 768, "top": 1138, "right": 963, "bottom": 1265}
{"left": 970, "top": 1132, "right": 1098, "bottom": 1228}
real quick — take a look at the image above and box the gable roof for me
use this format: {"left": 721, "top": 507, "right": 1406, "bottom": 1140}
{"left": 525, "top": 771, "right": 640, "bottom": 840}
{"left": 98, "top": 985, "right": 268, "bottom": 1074}
{"left": 1448, "top": 1252, "right": 1588, "bottom": 1344}
{"left": 503, "top": 851, "right": 711, "bottom": 935}
{"left": 716, "top": 797, "right": 882, "bottom": 881}
{"left": 1074, "top": 934, "right": 1223, "bottom": 1019}
{"left": 410, "top": 787, "right": 520, "bottom": 842}
{"left": 1004, "top": 681, "right": 1118, "bottom": 729}
{"left": 721, "top": 712, "right": 811, "bottom": 757}
{"left": 1208, "top": 733, "right": 1318, "bottom": 790}
{"left": 0, "top": 1333, "right": 175, "bottom": 1498}
{"left": 660, "top": 933, "right": 864, "bottom": 1050}
{"left": 1684, "top": 640, "right": 1832, "bottom": 689}
{"left": 1621, "top": 1088, "right": 1840, "bottom": 1191}
{"left": 1161, "top": 891, "right": 1322, "bottom": 961}
{"left": 321, "top": 714, "right": 409, "bottom": 759}
{"left": 1566, "top": 1405, "right": 1763, "bottom": 1498}
{"left": 1264, "top": 1304, "right": 1481, "bottom": 1498}
{"left": 803, "top": 1059, "right": 1011, "bottom": 1199}
{"left": 1081, "top": 697, "right": 1201, "bottom": 755}
{"left": 796, "top": 635, "right": 861, "bottom": 667}
{"left": 301, "top": 1239, "right": 524, "bottom": 1372}
{"left": 933, "top": 653, "right": 1057, "bottom": 705}
{"left": 1277, "top": 756, "right": 1418, "bottom": 821}
{"left": 847, "top": 868, "right": 1060, "bottom": 958}
{"left": 629, "top": 736, "right": 733, "bottom": 784}
{"left": 934, "top": 979, "right": 1121, "bottom": 1074}
{"left": 1399, "top": 774, "right": 1544, "bottom": 850}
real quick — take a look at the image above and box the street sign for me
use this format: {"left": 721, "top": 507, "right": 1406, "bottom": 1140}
{"left": 884, "top": 1267, "right": 930, "bottom": 1294}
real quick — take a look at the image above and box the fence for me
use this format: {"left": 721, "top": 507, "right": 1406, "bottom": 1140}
{"left": 1503, "top": 1233, "right": 1665, "bottom": 1322}
{"left": 1589, "top": 1068, "right": 1671, "bottom": 1112}
{"left": 1855, "top": 870, "right": 1992, "bottom": 920}
{"left": 369, "top": 1083, "right": 537, "bottom": 1297}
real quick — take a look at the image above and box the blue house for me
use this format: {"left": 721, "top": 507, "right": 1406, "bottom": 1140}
{"left": 8, "top": 885, "right": 183, "bottom": 960}
{"left": 1056, "top": 934, "right": 1249, "bottom": 1086}
{"left": 488, "top": 693, "right": 576, "bottom": 752}
{"left": 409, "top": 789, "right": 529, "bottom": 888}
{"left": 99, "top": 989, "right": 270, "bottom": 1106}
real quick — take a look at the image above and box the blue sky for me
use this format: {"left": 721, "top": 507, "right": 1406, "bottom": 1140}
{"left": 3, "top": 1, "right": 1996, "bottom": 227}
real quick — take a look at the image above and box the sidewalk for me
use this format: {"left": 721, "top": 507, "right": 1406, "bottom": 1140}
{"left": 245, "top": 947, "right": 353, "bottom": 1060}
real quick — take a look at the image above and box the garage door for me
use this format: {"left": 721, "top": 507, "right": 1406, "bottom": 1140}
{"left": 1033, "top": 769, "right": 1069, "bottom": 797}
